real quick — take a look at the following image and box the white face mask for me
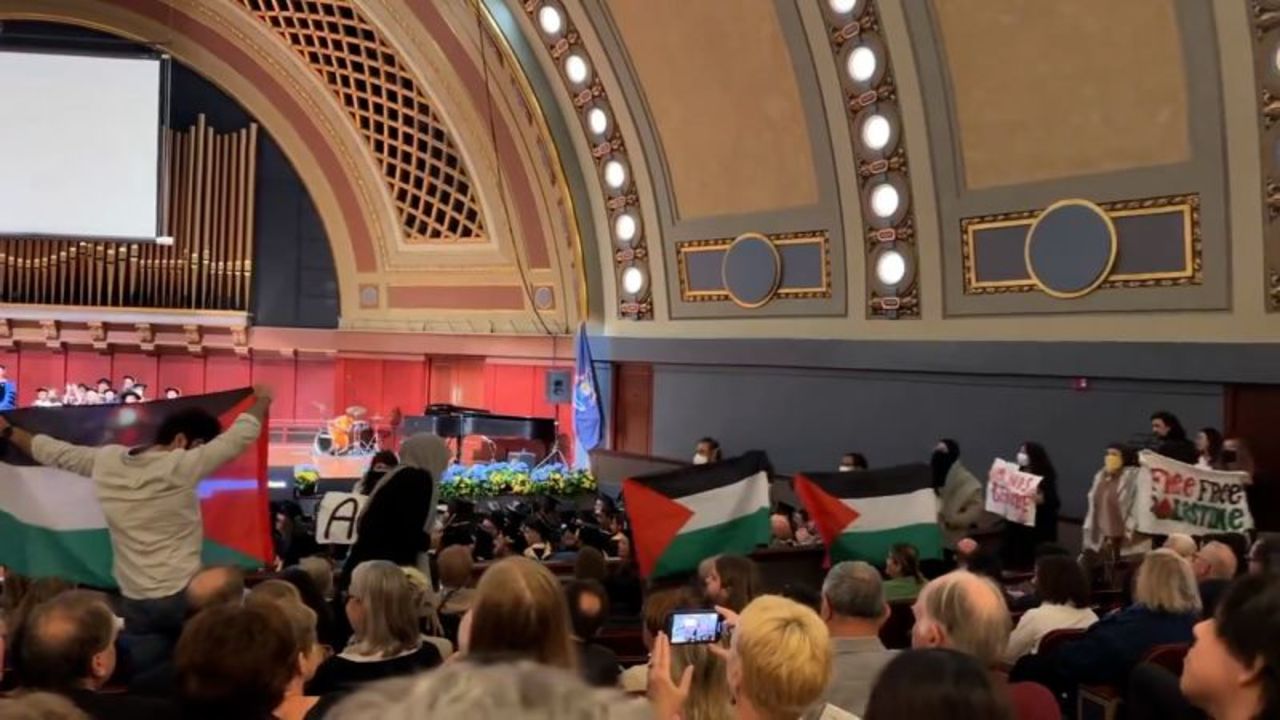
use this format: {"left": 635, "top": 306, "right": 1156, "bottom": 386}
{"left": 692, "top": 454, "right": 709, "bottom": 465}
{"left": 1016, "top": 451, "right": 1030, "bottom": 468}
{"left": 838, "top": 464, "right": 855, "bottom": 472}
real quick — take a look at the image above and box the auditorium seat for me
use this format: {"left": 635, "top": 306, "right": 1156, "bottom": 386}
{"left": 1077, "top": 643, "right": 1191, "bottom": 720}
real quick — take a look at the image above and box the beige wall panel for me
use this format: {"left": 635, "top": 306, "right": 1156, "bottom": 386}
{"left": 934, "top": 0, "right": 1190, "bottom": 190}
{"left": 608, "top": 0, "right": 818, "bottom": 219}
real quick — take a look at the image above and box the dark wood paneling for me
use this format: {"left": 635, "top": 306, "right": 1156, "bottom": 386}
{"left": 1225, "top": 384, "right": 1280, "bottom": 530}
{"left": 612, "top": 362, "right": 653, "bottom": 455}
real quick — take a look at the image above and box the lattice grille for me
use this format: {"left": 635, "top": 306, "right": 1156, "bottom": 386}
{"left": 240, "top": 0, "right": 485, "bottom": 242}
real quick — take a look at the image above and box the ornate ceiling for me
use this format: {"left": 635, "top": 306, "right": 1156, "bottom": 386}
{"left": 2, "top": 0, "right": 1277, "bottom": 344}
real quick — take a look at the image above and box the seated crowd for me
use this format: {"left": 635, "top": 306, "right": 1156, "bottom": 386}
{"left": 0, "top": 406, "right": 1277, "bottom": 720}
{"left": 29, "top": 376, "right": 182, "bottom": 407}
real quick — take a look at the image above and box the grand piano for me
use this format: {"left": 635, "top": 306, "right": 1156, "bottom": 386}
{"left": 402, "top": 404, "right": 558, "bottom": 461}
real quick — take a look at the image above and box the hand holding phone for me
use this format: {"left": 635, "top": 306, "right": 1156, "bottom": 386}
{"left": 665, "top": 609, "right": 724, "bottom": 645}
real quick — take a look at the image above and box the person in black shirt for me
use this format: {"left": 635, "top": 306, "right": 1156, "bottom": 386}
{"left": 308, "top": 561, "right": 441, "bottom": 696}
{"left": 1150, "top": 411, "right": 1198, "bottom": 464}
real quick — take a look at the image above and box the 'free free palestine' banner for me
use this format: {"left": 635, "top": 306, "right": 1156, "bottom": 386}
{"left": 1137, "top": 451, "right": 1254, "bottom": 536}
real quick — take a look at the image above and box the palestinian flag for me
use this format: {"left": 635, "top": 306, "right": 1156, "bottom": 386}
{"left": 623, "top": 451, "right": 771, "bottom": 578}
{"left": 795, "top": 463, "right": 942, "bottom": 564}
{"left": 0, "top": 388, "right": 271, "bottom": 587}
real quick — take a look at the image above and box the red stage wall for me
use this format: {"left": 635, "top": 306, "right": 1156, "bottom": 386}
{"left": 0, "top": 348, "right": 573, "bottom": 452}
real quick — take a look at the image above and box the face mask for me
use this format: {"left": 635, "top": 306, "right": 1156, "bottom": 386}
{"left": 692, "top": 454, "right": 709, "bottom": 465}
{"left": 1222, "top": 449, "right": 1238, "bottom": 463}
{"left": 1016, "top": 451, "right": 1030, "bottom": 468}
{"left": 838, "top": 464, "right": 854, "bottom": 472}
{"left": 1104, "top": 455, "right": 1123, "bottom": 472}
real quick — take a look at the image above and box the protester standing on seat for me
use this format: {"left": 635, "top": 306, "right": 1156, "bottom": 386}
{"left": 0, "top": 386, "right": 271, "bottom": 630}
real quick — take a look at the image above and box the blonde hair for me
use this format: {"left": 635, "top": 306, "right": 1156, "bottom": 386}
{"left": 918, "top": 571, "right": 1012, "bottom": 668}
{"left": 468, "top": 557, "right": 576, "bottom": 670}
{"left": 1134, "top": 549, "right": 1202, "bottom": 615}
{"left": 347, "top": 561, "right": 422, "bottom": 658}
{"left": 401, "top": 566, "right": 444, "bottom": 637}
{"left": 671, "top": 644, "right": 731, "bottom": 720}
{"left": 733, "top": 595, "right": 832, "bottom": 719}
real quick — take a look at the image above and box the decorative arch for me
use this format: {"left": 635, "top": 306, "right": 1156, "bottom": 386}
{"left": 0, "top": 0, "right": 586, "bottom": 334}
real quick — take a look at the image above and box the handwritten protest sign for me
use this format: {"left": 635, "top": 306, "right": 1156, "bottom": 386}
{"left": 985, "top": 459, "right": 1042, "bottom": 527}
{"left": 315, "top": 492, "right": 368, "bottom": 545}
{"left": 1137, "top": 451, "right": 1253, "bottom": 536}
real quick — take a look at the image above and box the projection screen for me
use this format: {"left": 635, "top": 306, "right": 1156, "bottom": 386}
{"left": 0, "top": 49, "right": 164, "bottom": 241}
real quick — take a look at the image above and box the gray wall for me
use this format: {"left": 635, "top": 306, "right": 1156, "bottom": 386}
{"left": 646, "top": 364, "right": 1221, "bottom": 519}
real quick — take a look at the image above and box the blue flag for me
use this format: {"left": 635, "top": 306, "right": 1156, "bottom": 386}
{"left": 573, "top": 323, "right": 603, "bottom": 466}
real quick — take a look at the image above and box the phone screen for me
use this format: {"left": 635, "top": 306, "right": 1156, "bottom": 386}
{"left": 666, "top": 610, "right": 722, "bottom": 645}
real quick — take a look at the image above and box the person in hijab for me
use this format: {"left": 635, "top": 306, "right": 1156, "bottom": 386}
{"left": 356, "top": 450, "right": 399, "bottom": 495}
{"left": 931, "top": 439, "right": 985, "bottom": 550}
{"left": 1003, "top": 442, "right": 1061, "bottom": 570}
{"left": 341, "top": 435, "right": 450, "bottom": 588}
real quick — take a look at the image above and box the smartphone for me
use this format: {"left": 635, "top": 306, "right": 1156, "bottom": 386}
{"left": 665, "top": 609, "right": 724, "bottom": 645}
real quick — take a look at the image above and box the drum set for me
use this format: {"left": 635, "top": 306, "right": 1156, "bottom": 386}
{"left": 313, "top": 405, "right": 381, "bottom": 456}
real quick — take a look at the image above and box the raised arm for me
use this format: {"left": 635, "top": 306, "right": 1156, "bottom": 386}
{"left": 183, "top": 385, "right": 273, "bottom": 478}
{"left": 0, "top": 414, "right": 98, "bottom": 477}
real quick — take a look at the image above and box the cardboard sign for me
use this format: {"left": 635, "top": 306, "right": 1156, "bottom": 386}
{"left": 1137, "top": 451, "right": 1253, "bottom": 535}
{"left": 985, "top": 459, "right": 1042, "bottom": 527}
{"left": 315, "top": 492, "right": 368, "bottom": 545}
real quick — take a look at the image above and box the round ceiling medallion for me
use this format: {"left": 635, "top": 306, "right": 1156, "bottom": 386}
{"left": 1025, "top": 199, "right": 1117, "bottom": 299}
{"left": 721, "top": 233, "right": 781, "bottom": 309}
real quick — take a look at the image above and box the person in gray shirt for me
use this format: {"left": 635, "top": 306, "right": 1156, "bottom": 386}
{"left": 812, "top": 560, "right": 897, "bottom": 718}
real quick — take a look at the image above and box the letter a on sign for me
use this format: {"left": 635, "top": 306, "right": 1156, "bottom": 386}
{"left": 315, "top": 492, "right": 368, "bottom": 545}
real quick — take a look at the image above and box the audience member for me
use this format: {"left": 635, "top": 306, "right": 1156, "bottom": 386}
{"left": 399, "top": 566, "right": 451, "bottom": 659}
{"left": 327, "top": 660, "right": 648, "bottom": 720}
{"left": 815, "top": 561, "right": 896, "bottom": 716}
{"left": 1004, "top": 555, "right": 1097, "bottom": 663}
{"left": 19, "top": 590, "right": 174, "bottom": 719}
{"left": 863, "top": 648, "right": 1013, "bottom": 720}
{"left": 883, "top": 543, "right": 926, "bottom": 601}
{"left": 163, "top": 388, "right": 180, "bottom": 400}
{"left": 184, "top": 565, "right": 245, "bottom": 616}
{"left": 620, "top": 586, "right": 685, "bottom": 694}
{"left": 566, "top": 580, "right": 620, "bottom": 687}
{"left": 341, "top": 435, "right": 448, "bottom": 587}
{"left": 1014, "top": 549, "right": 1199, "bottom": 703}
{"left": 281, "top": 564, "right": 340, "bottom": 648}
{"left": 1180, "top": 573, "right": 1280, "bottom": 720}
{"left": 658, "top": 594, "right": 831, "bottom": 720}
{"left": 703, "top": 555, "right": 760, "bottom": 613}
{"left": 1193, "top": 541, "right": 1239, "bottom": 617}
{"left": 465, "top": 557, "right": 576, "bottom": 670}
{"left": 912, "top": 571, "right": 1058, "bottom": 720}
{"left": 0, "top": 364, "right": 16, "bottom": 411}
{"left": 308, "top": 561, "right": 442, "bottom": 695}
{"left": 0, "top": 391, "right": 269, "bottom": 634}
{"left": 245, "top": 593, "right": 331, "bottom": 720}
{"left": 1164, "top": 534, "right": 1199, "bottom": 560}
{"left": 355, "top": 450, "right": 399, "bottom": 496}
{"left": 668, "top": 643, "right": 732, "bottom": 720}
{"left": 955, "top": 537, "right": 980, "bottom": 569}
{"left": 436, "top": 545, "right": 476, "bottom": 616}
{"left": 0, "top": 691, "right": 89, "bottom": 720}
{"left": 175, "top": 601, "right": 297, "bottom": 720}
{"left": 574, "top": 546, "right": 609, "bottom": 584}
{"left": 4, "top": 577, "right": 76, "bottom": 686}
{"left": 932, "top": 439, "right": 985, "bottom": 548}
{"left": 1004, "top": 442, "right": 1060, "bottom": 569}
{"left": 1082, "top": 443, "right": 1151, "bottom": 560}
{"left": 1247, "top": 535, "right": 1275, "bottom": 575}
{"left": 522, "top": 519, "right": 555, "bottom": 561}
{"left": 1151, "top": 411, "right": 1198, "bottom": 464}
{"left": 247, "top": 578, "right": 303, "bottom": 606}
{"left": 1195, "top": 428, "right": 1225, "bottom": 470}
{"left": 838, "top": 453, "right": 868, "bottom": 472}
{"left": 692, "top": 437, "right": 722, "bottom": 465}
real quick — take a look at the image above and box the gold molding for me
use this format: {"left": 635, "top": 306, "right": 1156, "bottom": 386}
{"left": 962, "top": 194, "right": 1201, "bottom": 295}
{"left": 1023, "top": 199, "right": 1117, "bottom": 300}
{"left": 675, "top": 231, "right": 830, "bottom": 304}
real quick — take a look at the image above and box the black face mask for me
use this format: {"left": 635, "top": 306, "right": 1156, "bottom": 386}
{"left": 361, "top": 470, "right": 386, "bottom": 493}
{"left": 1222, "top": 450, "right": 1238, "bottom": 463}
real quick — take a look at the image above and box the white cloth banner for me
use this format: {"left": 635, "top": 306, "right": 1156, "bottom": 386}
{"left": 1137, "top": 451, "right": 1253, "bottom": 536}
{"left": 315, "top": 492, "right": 368, "bottom": 545}
{"left": 985, "top": 459, "right": 1042, "bottom": 528}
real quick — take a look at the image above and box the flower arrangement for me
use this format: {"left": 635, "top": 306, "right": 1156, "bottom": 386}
{"left": 439, "top": 460, "right": 596, "bottom": 500}
{"left": 293, "top": 464, "right": 320, "bottom": 497}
